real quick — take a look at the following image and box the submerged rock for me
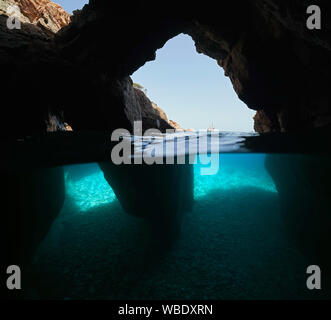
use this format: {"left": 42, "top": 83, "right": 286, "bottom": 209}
{"left": 1, "top": 166, "right": 65, "bottom": 268}
{"left": 265, "top": 154, "right": 331, "bottom": 272}
{"left": 99, "top": 157, "right": 194, "bottom": 245}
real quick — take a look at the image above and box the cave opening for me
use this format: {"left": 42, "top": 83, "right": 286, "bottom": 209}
{"left": 131, "top": 33, "right": 256, "bottom": 133}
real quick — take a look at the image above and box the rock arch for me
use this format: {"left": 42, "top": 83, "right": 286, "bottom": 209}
{"left": 54, "top": 0, "right": 331, "bottom": 133}
{"left": 1, "top": 1, "right": 331, "bottom": 135}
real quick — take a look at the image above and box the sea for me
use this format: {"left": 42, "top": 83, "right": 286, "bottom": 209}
{"left": 4, "top": 130, "right": 331, "bottom": 300}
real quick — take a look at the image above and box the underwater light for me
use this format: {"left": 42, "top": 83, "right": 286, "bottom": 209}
{"left": 64, "top": 154, "right": 276, "bottom": 212}
{"left": 65, "top": 170, "right": 117, "bottom": 212}
{"left": 194, "top": 154, "right": 277, "bottom": 199}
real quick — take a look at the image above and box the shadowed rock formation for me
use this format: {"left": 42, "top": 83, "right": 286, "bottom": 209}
{"left": 1, "top": 0, "right": 331, "bottom": 135}
{"left": 265, "top": 154, "right": 331, "bottom": 273}
{"left": 99, "top": 158, "right": 194, "bottom": 246}
{"left": 54, "top": 0, "right": 331, "bottom": 133}
{"left": 0, "top": 165, "right": 65, "bottom": 299}
{"left": 1, "top": 166, "right": 65, "bottom": 266}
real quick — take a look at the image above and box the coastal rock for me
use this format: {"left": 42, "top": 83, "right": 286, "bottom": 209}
{"left": 0, "top": 0, "right": 70, "bottom": 36}
{"left": 169, "top": 120, "right": 185, "bottom": 132}
{"left": 134, "top": 84, "right": 174, "bottom": 133}
{"left": 111, "top": 77, "right": 175, "bottom": 133}
{"left": 17, "top": 0, "right": 71, "bottom": 34}
{"left": 17, "top": 0, "right": 70, "bottom": 36}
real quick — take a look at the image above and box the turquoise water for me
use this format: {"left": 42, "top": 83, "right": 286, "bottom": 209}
{"left": 65, "top": 154, "right": 276, "bottom": 212}
{"left": 65, "top": 165, "right": 117, "bottom": 212}
{"left": 24, "top": 152, "right": 330, "bottom": 300}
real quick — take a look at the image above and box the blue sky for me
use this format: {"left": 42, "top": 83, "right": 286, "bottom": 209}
{"left": 55, "top": 0, "right": 87, "bottom": 13}
{"left": 55, "top": 1, "right": 255, "bottom": 132}
{"left": 132, "top": 35, "right": 255, "bottom": 132}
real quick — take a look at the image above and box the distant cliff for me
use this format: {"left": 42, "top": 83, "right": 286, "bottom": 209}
{"left": 133, "top": 81, "right": 185, "bottom": 133}
{"left": 169, "top": 120, "right": 184, "bottom": 132}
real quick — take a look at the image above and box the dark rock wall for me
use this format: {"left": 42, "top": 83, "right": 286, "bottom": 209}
{"left": 99, "top": 157, "right": 194, "bottom": 245}
{"left": 191, "top": 0, "right": 331, "bottom": 132}
{"left": 53, "top": 0, "right": 331, "bottom": 133}
{"left": 265, "top": 154, "right": 331, "bottom": 272}
{"left": 1, "top": 166, "right": 65, "bottom": 268}
{"left": 2, "top": 0, "right": 331, "bottom": 135}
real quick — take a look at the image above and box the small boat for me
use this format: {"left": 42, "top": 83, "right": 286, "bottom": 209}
{"left": 207, "top": 122, "right": 217, "bottom": 132}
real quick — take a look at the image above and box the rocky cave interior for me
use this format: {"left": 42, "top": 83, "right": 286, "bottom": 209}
{"left": 1, "top": 0, "right": 331, "bottom": 298}
{"left": 2, "top": 0, "right": 331, "bottom": 136}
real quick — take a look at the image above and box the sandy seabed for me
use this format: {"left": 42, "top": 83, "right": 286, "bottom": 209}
{"left": 26, "top": 181, "right": 330, "bottom": 300}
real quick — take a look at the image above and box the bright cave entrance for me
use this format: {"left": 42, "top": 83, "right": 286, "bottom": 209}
{"left": 132, "top": 34, "right": 256, "bottom": 133}
{"left": 55, "top": 0, "right": 255, "bottom": 132}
